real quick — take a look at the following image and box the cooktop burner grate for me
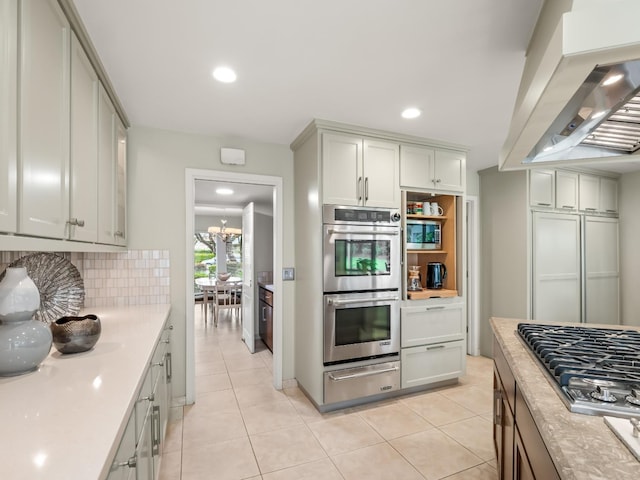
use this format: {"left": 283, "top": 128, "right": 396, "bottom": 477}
{"left": 517, "top": 323, "right": 640, "bottom": 417}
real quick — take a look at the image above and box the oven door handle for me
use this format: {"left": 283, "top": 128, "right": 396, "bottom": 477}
{"left": 327, "top": 228, "right": 399, "bottom": 236}
{"left": 328, "top": 365, "right": 399, "bottom": 381}
{"left": 328, "top": 296, "right": 399, "bottom": 306}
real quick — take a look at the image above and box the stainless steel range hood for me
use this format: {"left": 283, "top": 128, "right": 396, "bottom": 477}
{"left": 500, "top": 0, "right": 640, "bottom": 170}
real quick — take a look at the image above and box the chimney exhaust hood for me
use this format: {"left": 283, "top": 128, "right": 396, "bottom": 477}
{"left": 500, "top": 0, "right": 640, "bottom": 171}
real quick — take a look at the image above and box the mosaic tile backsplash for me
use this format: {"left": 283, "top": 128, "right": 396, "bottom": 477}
{"left": 0, "top": 250, "right": 170, "bottom": 308}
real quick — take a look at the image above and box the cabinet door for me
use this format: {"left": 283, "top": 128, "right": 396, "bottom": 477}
{"left": 555, "top": 171, "right": 578, "bottom": 211}
{"left": 578, "top": 174, "right": 599, "bottom": 212}
{"left": 584, "top": 217, "right": 619, "bottom": 325}
{"left": 107, "top": 412, "right": 137, "bottom": 480}
{"left": 362, "top": 139, "right": 399, "bottom": 208}
{"left": 322, "top": 132, "right": 362, "bottom": 206}
{"left": 401, "top": 303, "right": 465, "bottom": 348}
{"left": 114, "top": 118, "right": 127, "bottom": 245}
{"left": 69, "top": 32, "right": 98, "bottom": 242}
{"left": 97, "top": 84, "right": 116, "bottom": 244}
{"left": 19, "top": 0, "right": 70, "bottom": 238}
{"left": 514, "top": 428, "right": 535, "bottom": 480}
{"left": 532, "top": 212, "right": 581, "bottom": 323}
{"left": 529, "top": 170, "right": 554, "bottom": 208}
{"left": 0, "top": 0, "right": 17, "bottom": 233}
{"left": 136, "top": 406, "right": 154, "bottom": 480}
{"left": 434, "top": 150, "right": 464, "bottom": 192}
{"left": 400, "top": 339, "right": 465, "bottom": 389}
{"left": 494, "top": 371, "right": 514, "bottom": 480}
{"left": 599, "top": 177, "right": 618, "bottom": 213}
{"left": 399, "top": 145, "right": 434, "bottom": 189}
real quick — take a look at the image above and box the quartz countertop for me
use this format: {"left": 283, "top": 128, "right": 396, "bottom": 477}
{"left": 491, "top": 317, "right": 639, "bottom": 479}
{"left": 0, "top": 304, "right": 171, "bottom": 480}
{"left": 259, "top": 283, "right": 274, "bottom": 293}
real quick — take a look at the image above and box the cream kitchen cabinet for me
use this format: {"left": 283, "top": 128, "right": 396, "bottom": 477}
{"left": 322, "top": 132, "right": 400, "bottom": 208}
{"left": 0, "top": 0, "right": 17, "bottom": 234}
{"left": 528, "top": 169, "right": 554, "bottom": 208}
{"left": 579, "top": 173, "right": 618, "bottom": 214}
{"left": 19, "top": 0, "right": 70, "bottom": 239}
{"left": 97, "top": 85, "right": 128, "bottom": 245}
{"left": 69, "top": 32, "right": 99, "bottom": 242}
{"left": 555, "top": 170, "right": 578, "bottom": 211}
{"left": 400, "top": 302, "right": 466, "bottom": 389}
{"left": 400, "top": 145, "right": 465, "bottom": 193}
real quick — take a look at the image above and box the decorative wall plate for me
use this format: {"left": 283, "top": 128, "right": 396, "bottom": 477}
{"left": 7, "top": 253, "right": 85, "bottom": 323}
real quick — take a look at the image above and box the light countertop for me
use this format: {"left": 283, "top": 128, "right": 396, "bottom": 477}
{"left": 259, "top": 283, "right": 274, "bottom": 293}
{"left": 0, "top": 304, "right": 171, "bottom": 480}
{"left": 491, "top": 317, "right": 639, "bottom": 479}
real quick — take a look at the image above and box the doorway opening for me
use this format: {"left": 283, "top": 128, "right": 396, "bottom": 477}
{"left": 185, "top": 169, "right": 284, "bottom": 404}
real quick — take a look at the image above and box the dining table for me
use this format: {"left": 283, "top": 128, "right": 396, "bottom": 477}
{"left": 195, "top": 276, "right": 242, "bottom": 323}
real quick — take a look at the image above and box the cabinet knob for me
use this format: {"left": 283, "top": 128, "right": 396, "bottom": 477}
{"left": 114, "top": 231, "right": 124, "bottom": 237}
{"left": 67, "top": 218, "right": 85, "bottom": 227}
{"left": 436, "top": 178, "right": 441, "bottom": 183}
{"left": 139, "top": 393, "right": 155, "bottom": 402}
{"left": 117, "top": 456, "right": 137, "bottom": 469}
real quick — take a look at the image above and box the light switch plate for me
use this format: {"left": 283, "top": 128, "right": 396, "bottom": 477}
{"left": 282, "top": 267, "right": 295, "bottom": 281}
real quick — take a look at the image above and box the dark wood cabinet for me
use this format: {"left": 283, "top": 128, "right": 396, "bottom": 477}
{"left": 259, "top": 287, "right": 273, "bottom": 352}
{"left": 493, "top": 337, "right": 560, "bottom": 480}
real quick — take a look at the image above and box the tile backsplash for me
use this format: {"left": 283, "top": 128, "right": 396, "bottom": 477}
{"left": 0, "top": 250, "right": 170, "bottom": 308}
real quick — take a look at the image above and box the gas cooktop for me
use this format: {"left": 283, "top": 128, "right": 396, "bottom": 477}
{"left": 517, "top": 323, "right": 640, "bottom": 418}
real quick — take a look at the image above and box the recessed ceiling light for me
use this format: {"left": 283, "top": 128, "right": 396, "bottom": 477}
{"left": 603, "top": 74, "right": 623, "bottom": 86}
{"left": 212, "top": 66, "right": 237, "bottom": 83}
{"left": 401, "top": 107, "right": 421, "bottom": 119}
{"left": 216, "top": 188, "right": 234, "bottom": 195}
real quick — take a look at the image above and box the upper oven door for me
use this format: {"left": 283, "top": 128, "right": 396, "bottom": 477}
{"left": 323, "top": 224, "right": 400, "bottom": 292}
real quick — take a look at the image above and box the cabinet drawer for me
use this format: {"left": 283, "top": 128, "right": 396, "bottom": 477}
{"left": 401, "top": 339, "right": 465, "bottom": 389}
{"left": 493, "top": 338, "right": 515, "bottom": 413}
{"left": 401, "top": 303, "right": 464, "bottom": 348}
{"left": 324, "top": 361, "right": 400, "bottom": 404}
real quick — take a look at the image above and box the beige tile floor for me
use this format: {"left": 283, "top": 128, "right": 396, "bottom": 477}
{"left": 159, "top": 306, "right": 497, "bottom": 480}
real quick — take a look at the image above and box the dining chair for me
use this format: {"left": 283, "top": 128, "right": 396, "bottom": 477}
{"left": 213, "top": 280, "right": 242, "bottom": 326}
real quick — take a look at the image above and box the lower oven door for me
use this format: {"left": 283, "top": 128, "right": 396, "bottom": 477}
{"left": 324, "top": 291, "right": 400, "bottom": 365}
{"left": 324, "top": 361, "right": 400, "bottom": 404}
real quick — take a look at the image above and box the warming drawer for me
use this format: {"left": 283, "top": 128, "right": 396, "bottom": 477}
{"left": 324, "top": 360, "right": 400, "bottom": 404}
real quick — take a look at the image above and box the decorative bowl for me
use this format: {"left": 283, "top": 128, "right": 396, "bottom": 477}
{"left": 50, "top": 314, "right": 101, "bottom": 354}
{"left": 217, "top": 272, "right": 231, "bottom": 282}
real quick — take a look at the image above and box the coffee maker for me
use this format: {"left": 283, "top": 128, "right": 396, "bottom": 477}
{"left": 408, "top": 266, "right": 422, "bottom": 291}
{"left": 426, "top": 262, "right": 447, "bottom": 289}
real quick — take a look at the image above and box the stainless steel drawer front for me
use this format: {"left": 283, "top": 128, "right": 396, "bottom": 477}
{"left": 324, "top": 361, "right": 400, "bottom": 404}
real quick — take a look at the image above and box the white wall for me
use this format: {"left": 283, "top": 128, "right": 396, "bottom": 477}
{"left": 466, "top": 168, "right": 480, "bottom": 197}
{"left": 126, "top": 126, "right": 295, "bottom": 399}
{"left": 619, "top": 171, "right": 640, "bottom": 326}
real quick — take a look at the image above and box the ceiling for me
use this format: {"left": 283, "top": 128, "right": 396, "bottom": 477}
{"left": 194, "top": 180, "right": 273, "bottom": 217}
{"left": 72, "top": 0, "right": 548, "bottom": 176}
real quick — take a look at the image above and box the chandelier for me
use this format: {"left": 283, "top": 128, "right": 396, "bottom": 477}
{"left": 207, "top": 219, "right": 242, "bottom": 242}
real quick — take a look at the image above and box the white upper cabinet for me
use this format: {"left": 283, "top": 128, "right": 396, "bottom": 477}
{"left": 599, "top": 177, "right": 618, "bottom": 214}
{"left": 434, "top": 149, "right": 465, "bottom": 192}
{"left": 362, "top": 139, "right": 400, "bottom": 208}
{"left": 115, "top": 118, "right": 127, "bottom": 245}
{"left": 0, "top": 0, "right": 17, "bottom": 233}
{"left": 579, "top": 173, "right": 618, "bottom": 213}
{"left": 322, "top": 132, "right": 399, "bottom": 208}
{"left": 69, "top": 32, "right": 99, "bottom": 242}
{"left": 98, "top": 84, "right": 116, "bottom": 244}
{"left": 400, "top": 145, "right": 464, "bottom": 193}
{"left": 19, "top": 0, "right": 70, "bottom": 238}
{"left": 555, "top": 171, "right": 578, "bottom": 211}
{"left": 529, "top": 169, "right": 555, "bottom": 208}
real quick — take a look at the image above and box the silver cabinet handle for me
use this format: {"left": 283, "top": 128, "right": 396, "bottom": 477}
{"left": 561, "top": 205, "right": 575, "bottom": 209}
{"left": 67, "top": 218, "right": 85, "bottom": 227}
{"left": 139, "top": 392, "right": 155, "bottom": 402}
{"left": 425, "top": 306, "right": 446, "bottom": 311}
{"left": 426, "top": 344, "right": 445, "bottom": 350}
{"left": 328, "top": 365, "right": 398, "bottom": 381}
{"left": 117, "top": 455, "right": 137, "bottom": 469}
{"left": 365, "top": 177, "right": 369, "bottom": 201}
{"left": 327, "top": 228, "right": 399, "bottom": 236}
{"left": 535, "top": 202, "right": 551, "bottom": 206}
{"left": 151, "top": 405, "right": 161, "bottom": 456}
{"left": 585, "top": 208, "right": 597, "bottom": 211}
{"left": 114, "top": 231, "right": 124, "bottom": 237}
{"left": 357, "top": 177, "right": 363, "bottom": 201}
{"left": 494, "top": 390, "right": 503, "bottom": 426}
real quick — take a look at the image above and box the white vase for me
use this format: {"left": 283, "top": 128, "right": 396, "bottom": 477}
{"left": 0, "top": 267, "right": 40, "bottom": 322}
{"left": 0, "top": 267, "right": 51, "bottom": 376}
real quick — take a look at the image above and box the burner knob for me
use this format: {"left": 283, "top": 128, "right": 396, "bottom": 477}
{"left": 591, "top": 385, "right": 618, "bottom": 403}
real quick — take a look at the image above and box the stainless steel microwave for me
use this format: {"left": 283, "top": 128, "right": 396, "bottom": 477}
{"left": 406, "top": 219, "right": 441, "bottom": 250}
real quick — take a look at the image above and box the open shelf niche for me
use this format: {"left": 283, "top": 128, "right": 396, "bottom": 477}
{"left": 403, "top": 192, "right": 458, "bottom": 299}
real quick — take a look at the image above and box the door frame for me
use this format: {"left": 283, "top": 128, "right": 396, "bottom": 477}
{"left": 466, "top": 195, "right": 480, "bottom": 356}
{"left": 185, "top": 168, "right": 283, "bottom": 404}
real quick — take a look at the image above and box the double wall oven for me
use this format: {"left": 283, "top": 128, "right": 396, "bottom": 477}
{"left": 322, "top": 205, "right": 402, "bottom": 405}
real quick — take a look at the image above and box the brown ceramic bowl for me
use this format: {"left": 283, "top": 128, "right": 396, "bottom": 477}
{"left": 51, "top": 314, "right": 101, "bottom": 354}
{"left": 217, "top": 272, "right": 231, "bottom": 282}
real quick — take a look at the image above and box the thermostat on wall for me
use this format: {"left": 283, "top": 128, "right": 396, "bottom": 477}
{"left": 220, "top": 147, "right": 245, "bottom": 165}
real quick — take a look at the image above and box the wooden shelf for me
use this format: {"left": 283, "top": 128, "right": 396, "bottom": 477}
{"left": 407, "top": 249, "right": 447, "bottom": 254}
{"left": 407, "top": 289, "right": 458, "bottom": 300}
{"left": 406, "top": 214, "right": 448, "bottom": 220}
